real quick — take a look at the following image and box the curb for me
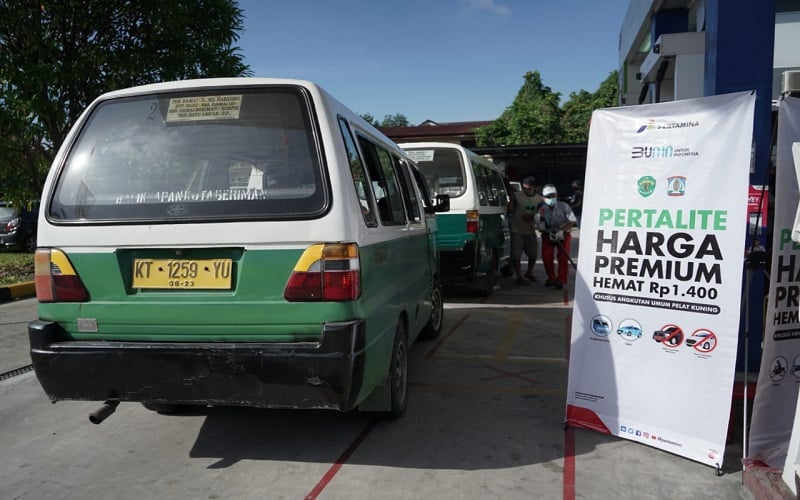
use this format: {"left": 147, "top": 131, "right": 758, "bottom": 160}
{"left": 743, "top": 464, "right": 795, "bottom": 499}
{"left": 0, "top": 281, "right": 35, "bottom": 303}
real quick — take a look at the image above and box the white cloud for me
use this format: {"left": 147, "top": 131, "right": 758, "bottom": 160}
{"left": 464, "top": 0, "right": 511, "bottom": 17}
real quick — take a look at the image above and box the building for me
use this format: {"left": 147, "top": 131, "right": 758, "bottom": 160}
{"left": 379, "top": 120, "right": 492, "bottom": 149}
{"left": 380, "top": 120, "right": 588, "bottom": 193}
{"left": 619, "top": 0, "right": 800, "bottom": 106}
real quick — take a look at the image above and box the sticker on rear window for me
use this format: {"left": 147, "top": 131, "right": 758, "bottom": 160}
{"left": 166, "top": 95, "right": 242, "bottom": 122}
{"left": 406, "top": 150, "right": 434, "bottom": 162}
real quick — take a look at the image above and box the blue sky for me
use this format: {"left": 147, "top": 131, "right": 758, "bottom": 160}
{"left": 235, "top": 0, "right": 630, "bottom": 125}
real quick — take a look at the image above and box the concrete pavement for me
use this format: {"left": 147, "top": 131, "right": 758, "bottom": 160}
{"left": 0, "top": 233, "right": 791, "bottom": 498}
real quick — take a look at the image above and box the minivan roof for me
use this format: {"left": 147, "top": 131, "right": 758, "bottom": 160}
{"left": 96, "top": 77, "right": 325, "bottom": 100}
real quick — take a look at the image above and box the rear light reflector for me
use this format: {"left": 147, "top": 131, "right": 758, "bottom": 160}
{"left": 466, "top": 209, "right": 479, "bottom": 234}
{"left": 34, "top": 249, "right": 89, "bottom": 302}
{"left": 284, "top": 243, "right": 360, "bottom": 302}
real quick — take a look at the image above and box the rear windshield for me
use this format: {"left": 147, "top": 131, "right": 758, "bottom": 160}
{"left": 50, "top": 86, "right": 326, "bottom": 222}
{"left": 0, "top": 207, "right": 17, "bottom": 218}
{"left": 404, "top": 147, "right": 466, "bottom": 198}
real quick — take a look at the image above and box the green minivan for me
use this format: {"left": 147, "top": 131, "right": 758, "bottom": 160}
{"left": 401, "top": 142, "right": 510, "bottom": 296}
{"left": 28, "top": 78, "right": 448, "bottom": 421}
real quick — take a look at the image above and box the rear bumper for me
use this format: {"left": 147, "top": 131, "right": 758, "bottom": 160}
{"left": 0, "top": 232, "right": 21, "bottom": 246}
{"left": 28, "top": 319, "right": 366, "bottom": 411}
{"left": 439, "top": 241, "right": 478, "bottom": 284}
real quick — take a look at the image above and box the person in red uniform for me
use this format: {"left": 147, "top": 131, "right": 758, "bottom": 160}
{"left": 537, "top": 184, "right": 577, "bottom": 290}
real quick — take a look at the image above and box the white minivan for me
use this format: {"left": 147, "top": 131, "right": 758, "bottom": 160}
{"left": 401, "top": 142, "right": 510, "bottom": 295}
{"left": 28, "top": 78, "right": 448, "bottom": 422}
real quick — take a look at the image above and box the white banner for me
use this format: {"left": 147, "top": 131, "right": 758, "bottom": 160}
{"left": 566, "top": 92, "right": 755, "bottom": 468}
{"left": 748, "top": 95, "right": 800, "bottom": 469}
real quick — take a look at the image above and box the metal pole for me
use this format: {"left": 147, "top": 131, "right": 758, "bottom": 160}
{"left": 742, "top": 263, "right": 751, "bottom": 482}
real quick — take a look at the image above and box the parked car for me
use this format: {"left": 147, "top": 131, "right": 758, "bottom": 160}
{"left": 653, "top": 325, "right": 684, "bottom": 346}
{"left": 0, "top": 202, "right": 38, "bottom": 252}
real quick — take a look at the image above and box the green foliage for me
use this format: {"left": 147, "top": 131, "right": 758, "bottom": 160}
{"left": 0, "top": 252, "right": 34, "bottom": 286}
{"left": 0, "top": 0, "right": 251, "bottom": 205}
{"left": 379, "top": 113, "right": 410, "bottom": 127}
{"left": 477, "top": 71, "right": 562, "bottom": 146}
{"left": 560, "top": 71, "right": 619, "bottom": 143}
{"left": 360, "top": 113, "right": 378, "bottom": 126}
{"left": 560, "top": 90, "right": 594, "bottom": 143}
{"left": 360, "top": 113, "right": 411, "bottom": 127}
{"left": 477, "top": 70, "right": 619, "bottom": 146}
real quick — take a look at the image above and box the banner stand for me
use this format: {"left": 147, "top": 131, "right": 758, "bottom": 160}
{"left": 566, "top": 91, "right": 756, "bottom": 472}
{"left": 741, "top": 249, "right": 770, "bottom": 478}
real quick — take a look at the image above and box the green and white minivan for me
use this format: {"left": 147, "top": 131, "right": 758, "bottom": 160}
{"left": 28, "top": 78, "right": 448, "bottom": 420}
{"left": 400, "top": 142, "right": 509, "bottom": 296}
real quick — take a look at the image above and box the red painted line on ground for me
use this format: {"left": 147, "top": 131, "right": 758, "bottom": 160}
{"left": 425, "top": 313, "right": 470, "bottom": 359}
{"left": 563, "top": 311, "right": 575, "bottom": 499}
{"left": 565, "top": 313, "right": 572, "bottom": 362}
{"left": 305, "top": 418, "right": 378, "bottom": 500}
{"left": 564, "top": 426, "right": 576, "bottom": 500}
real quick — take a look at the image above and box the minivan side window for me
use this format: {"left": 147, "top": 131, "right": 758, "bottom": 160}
{"left": 357, "top": 136, "right": 407, "bottom": 226}
{"left": 410, "top": 166, "right": 436, "bottom": 212}
{"left": 488, "top": 168, "right": 508, "bottom": 207}
{"left": 394, "top": 156, "right": 421, "bottom": 223}
{"left": 474, "top": 162, "right": 491, "bottom": 207}
{"left": 338, "top": 117, "right": 377, "bottom": 226}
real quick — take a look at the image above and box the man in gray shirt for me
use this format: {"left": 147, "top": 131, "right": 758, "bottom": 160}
{"left": 507, "top": 176, "right": 543, "bottom": 285}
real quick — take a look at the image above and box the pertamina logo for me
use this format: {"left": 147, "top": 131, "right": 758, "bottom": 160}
{"left": 636, "top": 119, "right": 700, "bottom": 134}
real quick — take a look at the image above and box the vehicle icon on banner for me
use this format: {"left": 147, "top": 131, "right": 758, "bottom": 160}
{"left": 770, "top": 356, "right": 788, "bottom": 382}
{"left": 591, "top": 315, "right": 612, "bottom": 336}
{"left": 653, "top": 324, "right": 684, "bottom": 347}
{"left": 685, "top": 329, "right": 717, "bottom": 353}
{"left": 617, "top": 319, "right": 643, "bottom": 340}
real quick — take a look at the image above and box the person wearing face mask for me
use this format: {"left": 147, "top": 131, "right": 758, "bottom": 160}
{"left": 507, "top": 176, "right": 543, "bottom": 285}
{"left": 537, "top": 184, "right": 577, "bottom": 290}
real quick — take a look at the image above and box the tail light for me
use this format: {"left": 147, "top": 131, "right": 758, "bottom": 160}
{"left": 6, "top": 216, "right": 20, "bottom": 232}
{"left": 34, "top": 249, "right": 89, "bottom": 302}
{"left": 284, "top": 243, "right": 360, "bottom": 302}
{"left": 466, "top": 209, "right": 479, "bottom": 234}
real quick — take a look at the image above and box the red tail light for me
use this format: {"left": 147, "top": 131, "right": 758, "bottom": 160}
{"left": 284, "top": 243, "right": 360, "bottom": 302}
{"left": 34, "top": 249, "right": 90, "bottom": 302}
{"left": 7, "top": 217, "right": 20, "bottom": 232}
{"left": 466, "top": 209, "right": 479, "bottom": 234}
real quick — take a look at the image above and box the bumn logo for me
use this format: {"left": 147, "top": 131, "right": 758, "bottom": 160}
{"left": 631, "top": 145, "right": 674, "bottom": 159}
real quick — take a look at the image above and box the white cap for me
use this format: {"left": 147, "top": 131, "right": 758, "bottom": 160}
{"left": 542, "top": 184, "right": 558, "bottom": 197}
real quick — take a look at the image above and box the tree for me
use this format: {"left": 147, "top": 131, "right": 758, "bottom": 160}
{"left": 560, "top": 71, "right": 619, "bottom": 143}
{"left": 359, "top": 113, "right": 410, "bottom": 127}
{"left": 559, "top": 90, "right": 594, "bottom": 143}
{"left": 379, "top": 113, "right": 409, "bottom": 127}
{"left": 360, "top": 113, "right": 378, "bottom": 126}
{"left": 476, "top": 71, "right": 562, "bottom": 147}
{"left": 0, "top": 0, "right": 251, "bottom": 205}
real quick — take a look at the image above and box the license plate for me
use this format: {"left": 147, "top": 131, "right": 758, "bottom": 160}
{"left": 132, "top": 258, "right": 232, "bottom": 289}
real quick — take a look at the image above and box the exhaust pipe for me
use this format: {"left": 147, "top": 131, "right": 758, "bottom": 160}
{"left": 89, "top": 400, "right": 119, "bottom": 424}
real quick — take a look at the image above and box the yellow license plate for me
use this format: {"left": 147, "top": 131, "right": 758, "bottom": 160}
{"left": 132, "top": 258, "right": 232, "bottom": 289}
